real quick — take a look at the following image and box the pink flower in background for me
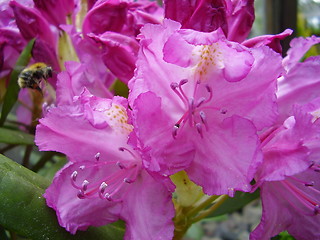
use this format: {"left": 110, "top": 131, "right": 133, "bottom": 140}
{"left": 4, "top": 0, "right": 61, "bottom": 86}
{"left": 164, "top": 0, "right": 228, "bottom": 34}
{"left": 83, "top": 0, "right": 163, "bottom": 83}
{"left": 224, "top": 0, "right": 255, "bottom": 42}
{"left": 82, "top": 0, "right": 163, "bottom": 36}
{"left": 34, "top": 0, "right": 77, "bottom": 27}
{"left": 129, "top": 19, "right": 283, "bottom": 196}
{"left": 164, "top": 0, "right": 255, "bottom": 42}
{"left": 36, "top": 83, "right": 175, "bottom": 239}
{"left": 89, "top": 32, "right": 140, "bottom": 83}
{"left": 251, "top": 98, "right": 320, "bottom": 240}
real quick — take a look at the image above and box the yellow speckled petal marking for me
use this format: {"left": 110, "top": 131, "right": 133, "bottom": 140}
{"left": 105, "top": 103, "right": 133, "bottom": 134}
{"left": 194, "top": 43, "right": 223, "bottom": 82}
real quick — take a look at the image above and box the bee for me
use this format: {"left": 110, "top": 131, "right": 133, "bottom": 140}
{"left": 18, "top": 62, "right": 53, "bottom": 92}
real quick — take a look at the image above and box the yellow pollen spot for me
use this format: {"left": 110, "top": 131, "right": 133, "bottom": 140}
{"left": 105, "top": 103, "right": 133, "bottom": 134}
{"left": 194, "top": 43, "right": 222, "bottom": 82}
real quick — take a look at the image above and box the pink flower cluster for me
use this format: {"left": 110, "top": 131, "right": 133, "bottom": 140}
{"left": 2, "top": 0, "right": 319, "bottom": 239}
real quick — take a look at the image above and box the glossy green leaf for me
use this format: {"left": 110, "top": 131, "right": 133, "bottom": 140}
{"left": 0, "top": 154, "right": 125, "bottom": 240}
{"left": 209, "top": 190, "right": 260, "bottom": 217}
{"left": 0, "top": 39, "right": 35, "bottom": 126}
{"left": 0, "top": 127, "right": 34, "bottom": 145}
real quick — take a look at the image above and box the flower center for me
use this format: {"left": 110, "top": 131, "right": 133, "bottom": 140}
{"left": 70, "top": 150, "right": 140, "bottom": 201}
{"left": 170, "top": 79, "right": 216, "bottom": 138}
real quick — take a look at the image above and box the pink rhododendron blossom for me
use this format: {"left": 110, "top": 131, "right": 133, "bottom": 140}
{"left": 129, "top": 19, "right": 283, "bottom": 196}
{"left": 251, "top": 99, "right": 320, "bottom": 240}
{"left": 277, "top": 36, "right": 320, "bottom": 122}
{"left": 36, "top": 87, "right": 175, "bottom": 239}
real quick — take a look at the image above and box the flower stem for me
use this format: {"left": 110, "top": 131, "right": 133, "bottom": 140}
{"left": 185, "top": 195, "right": 219, "bottom": 218}
{"left": 192, "top": 194, "right": 229, "bottom": 223}
{"left": 173, "top": 194, "right": 229, "bottom": 239}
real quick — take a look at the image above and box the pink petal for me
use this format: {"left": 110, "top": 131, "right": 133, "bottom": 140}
{"left": 164, "top": 0, "right": 227, "bottom": 34}
{"left": 212, "top": 46, "right": 282, "bottom": 130}
{"left": 277, "top": 56, "right": 320, "bottom": 122}
{"left": 10, "top": 1, "right": 56, "bottom": 47}
{"left": 225, "top": 0, "right": 255, "bottom": 42}
{"left": 186, "top": 115, "right": 262, "bottom": 196}
{"left": 131, "top": 91, "right": 194, "bottom": 175}
{"left": 121, "top": 171, "right": 175, "bottom": 240}
{"left": 242, "top": 29, "right": 293, "bottom": 53}
{"left": 82, "top": 0, "right": 128, "bottom": 35}
{"left": 89, "top": 32, "right": 139, "bottom": 83}
{"left": 257, "top": 122, "right": 310, "bottom": 182}
{"left": 34, "top": 0, "right": 75, "bottom": 27}
{"left": 36, "top": 93, "right": 131, "bottom": 162}
{"left": 251, "top": 168, "right": 320, "bottom": 240}
{"left": 44, "top": 162, "right": 121, "bottom": 234}
{"left": 283, "top": 36, "right": 320, "bottom": 71}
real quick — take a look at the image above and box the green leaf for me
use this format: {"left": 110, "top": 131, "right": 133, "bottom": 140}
{"left": 0, "top": 127, "right": 34, "bottom": 145}
{"left": 209, "top": 190, "right": 260, "bottom": 217}
{"left": 0, "top": 154, "right": 125, "bottom": 240}
{"left": 272, "top": 231, "right": 296, "bottom": 240}
{"left": 0, "top": 39, "right": 35, "bottom": 126}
